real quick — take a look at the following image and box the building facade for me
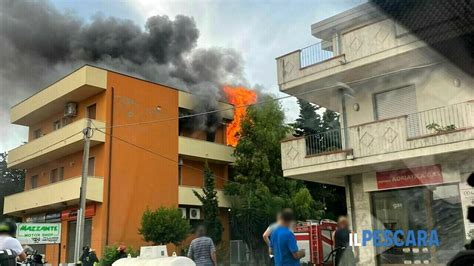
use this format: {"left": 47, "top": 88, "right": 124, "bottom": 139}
{"left": 277, "top": 3, "right": 474, "bottom": 265}
{"left": 4, "top": 65, "right": 234, "bottom": 265}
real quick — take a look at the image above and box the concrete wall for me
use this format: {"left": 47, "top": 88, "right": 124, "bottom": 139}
{"left": 345, "top": 63, "right": 474, "bottom": 127}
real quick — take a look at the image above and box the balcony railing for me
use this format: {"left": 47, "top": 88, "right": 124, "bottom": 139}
{"left": 302, "top": 102, "right": 474, "bottom": 156}
{"left": 305, "top": 128, "right": 344, "bottom": 156}
{"left": 406, "top": 102, "right": 473, "bottom": 138}
{"left": 300, "top": 41, "right": 334, "bottom": 68}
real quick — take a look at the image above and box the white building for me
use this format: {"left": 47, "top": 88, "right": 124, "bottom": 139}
{"left": 277, "top": 3, "right": 474, "bottom": 265}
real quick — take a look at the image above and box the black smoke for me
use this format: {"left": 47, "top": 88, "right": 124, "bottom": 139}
{"left": 0, "top": 0, "right": 247, "bottom": 136}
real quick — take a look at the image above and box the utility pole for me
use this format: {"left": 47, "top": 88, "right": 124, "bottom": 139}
{"left": 73, "top": 118, "right": 92, "bottom": 263}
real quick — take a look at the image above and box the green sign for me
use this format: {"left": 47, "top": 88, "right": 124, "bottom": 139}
{"left": 16, "top": 223, "right": 61, "bottom": 244}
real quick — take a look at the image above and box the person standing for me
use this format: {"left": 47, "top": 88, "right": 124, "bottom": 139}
{"left": 333, "top": 216, "right": 355, "bottom": 266}
{"left": 0, "top": 218, "right": 26, "bottom": 264}
{"left": 270, "top": 209, "right": 305, "bottom": 266}
{"left": 187, "top": 225, "right": 217, "bottom": 266}
{"left": 263, "top": 211, "right": 282, "bottom": 265}
{"left": 78, "top": 246, "right": 99, "bottom": 266}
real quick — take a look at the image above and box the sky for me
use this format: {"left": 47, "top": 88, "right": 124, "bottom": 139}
{"left": 1, "top": 0, "right": 362, "bottom": 152}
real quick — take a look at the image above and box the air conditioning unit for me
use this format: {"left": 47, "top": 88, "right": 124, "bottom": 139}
{"left": 189, "top": 208, "right": 201, "bottom": 220}
{"left": 179, "top": 207, "right": 187, "bottom": 219}
{"left": 64, "top": 102, "right": 78, "bottom": 117}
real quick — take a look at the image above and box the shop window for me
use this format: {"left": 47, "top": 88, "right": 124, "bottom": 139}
{"left": 88, "top": 157, "right": 95, "bottom": 176}
{"left": 31, "top": 175, "right": 38, "bottom": 189}
{"left": 67, "top": 219, "right": 92, "bottom": 262}
{"left": 87, "top": 104, "right": 96, "bottom": 119}
{"left": 371, "top": 185, "right": 464, "bottom": 265}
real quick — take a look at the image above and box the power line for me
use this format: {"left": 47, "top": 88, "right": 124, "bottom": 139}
{"left": 92, "top": 62, "right": 439, "bottom": 130}
{"left": 94, "top": 127, "right": 235, "bottom": 184}
{"left": 9, "top": 62, "right": 439, "bottom": 170}
{"left": 7, "top": 131, "right": 83, "bottom": 165}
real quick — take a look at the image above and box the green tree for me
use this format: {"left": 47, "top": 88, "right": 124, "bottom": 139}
{"left": 292, "top": 99, "right": 346, "bottom": 220}
{"left": 99, "top": 245, "right": 139, "bottom": 266}
{"left": 193, "top": 163, "right": 223, "bottom": 244}
{"left": 0, "top": 152, "right": 25, "bottom": 220}
{"left": 292, "top": 99, "right": 340, "bottom": 137}
{"left": 225, "top": 96, "right": 320, "bottom": 263}
{"left": 139, "top": 207, "right": 190, "bottom": 245}
{"left": 292, "top": 99, "right": 323, "bottom": 136}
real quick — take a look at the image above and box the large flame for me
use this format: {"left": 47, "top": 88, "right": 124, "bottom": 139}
{"left": 223, "top": 86, "right": 257, "bottom": 147}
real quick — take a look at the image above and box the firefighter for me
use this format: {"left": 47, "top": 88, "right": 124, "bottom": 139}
{"left": 78, "top": 246, "right": 99, "bottom": 266}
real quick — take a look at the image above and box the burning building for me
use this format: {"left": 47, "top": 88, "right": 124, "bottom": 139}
{"left": 3, "top": 65, "right": 238, "bottom": 264}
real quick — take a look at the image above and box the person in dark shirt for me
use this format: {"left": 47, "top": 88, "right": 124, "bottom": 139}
{"left": 333, "top": 216, "right": 355, "bottom": 266}
{"left": 270, "top": 209, "right": 305, "bottom": 266}
{"left": 79, "top": 246, "right": 98, "bottom": 266}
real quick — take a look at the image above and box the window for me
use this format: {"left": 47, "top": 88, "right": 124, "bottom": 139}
{"left": 33, "top": 129, "right": 42, "bottom": 139}
{"left": 58, "top": 167, "right": 64, "bottom": 181}
{"left": 88, "top": 157, "right": 95, "bottom": 176}
{"left": 374, "top": 85, "right": 419, "bottom": 137}
{"left": 62, "top": 117, "right": 71, "bottom": 126}
{"left": 50, "top": 167, "right": 64, "bottom": 183}
{"left": 87, "top": 104, "right": 97, "bottom": 119}
{"left": 50, "top": 168, "right": 58, "bottom": 183}
{"left": 178, "top": 158, "right": 183, "bottom": 185}
{"left": 31, "top": 175, "right": 38, "bottom": 189}
{"left": 206, "top": 131, "right": 216, "bottom": 142}
{"left": 53, "top": 120, "right": 61, "bottom": 131}
{"left": 372, "top": 185, "right": 464, "bottom": 264}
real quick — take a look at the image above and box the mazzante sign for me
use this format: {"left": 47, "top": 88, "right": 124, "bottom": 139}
{"left": 16, "top": 223, "right": 61, "bottom": 244}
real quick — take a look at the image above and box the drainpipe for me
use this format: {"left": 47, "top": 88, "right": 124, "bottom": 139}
{"left": 339, "top": 89, "right": 350, "bottom": 150}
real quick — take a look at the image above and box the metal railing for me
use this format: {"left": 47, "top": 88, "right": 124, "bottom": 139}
{"left": 305, "top": 128, "right": 345, "bottom": 156}
{"left": 406, "top": 102, "right": 473, "bottom": 138}
{"left": 300, "top": 41, "right": 334, "bottom": 68}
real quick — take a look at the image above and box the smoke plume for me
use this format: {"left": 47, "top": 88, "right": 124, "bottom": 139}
{"left": 0, "top": 0, "right": 247, "bottom": 139}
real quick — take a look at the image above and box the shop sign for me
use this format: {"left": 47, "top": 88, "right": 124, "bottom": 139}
{"left": 61, "top": 205, "right": 96, "bottom": 221}
{"left": 459, "top": 184, "right": 474, "bottom": 240}
{"left": 16, "top": 223, "right": 61, "bottom": 245}
{"left": 25, "top": 214, "right": 46, "bottom": 223}
{"left": 376, "top": 165, "right": 443, "bottom": 190}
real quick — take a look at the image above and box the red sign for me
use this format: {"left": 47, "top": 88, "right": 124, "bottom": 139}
{"left": 61, "top": 205, "right": 96, "bottom": 221}
{"left": 376, "top": 165, "right": 443, "bottom": 190}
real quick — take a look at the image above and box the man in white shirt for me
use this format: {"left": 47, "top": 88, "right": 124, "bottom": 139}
{"left": 0, "top": 219, "right": 26, "bottom": 262}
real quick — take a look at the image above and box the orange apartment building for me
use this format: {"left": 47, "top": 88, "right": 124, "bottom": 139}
{"left": 3, "top": 65, "right": 235, "bottom": 265}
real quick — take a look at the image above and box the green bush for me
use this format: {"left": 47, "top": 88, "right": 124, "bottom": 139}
{"left": 98, "top": 245, "right": 138, "bottom": 266}
{"left": 139, "top": 207, "right": 191, "bottom": 245}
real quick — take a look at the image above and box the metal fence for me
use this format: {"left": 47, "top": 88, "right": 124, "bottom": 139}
{"left": 406, "top": 102, "right": 473, "bottom": 138}
{"left": 300, "top": 41, "right": 334, "bottom": 68}
{"left": 305, "top": 128, "right": 344, "bottom": 156}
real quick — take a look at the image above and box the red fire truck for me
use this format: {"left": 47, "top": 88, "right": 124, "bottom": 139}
{"left": 294, "top": 220, "right": 338, "bottom": 266}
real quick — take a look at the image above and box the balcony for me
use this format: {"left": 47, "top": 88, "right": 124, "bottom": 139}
{"left": 178, "top": 186, "right": 230, "bottom": 208}
{"left": 281, "top": 102, "right": 474, "bottom": 185}
{"left": 8, "top": 119, "right": 106, "bottom": 169}
{"left": 3, "top": 176, "right": 104, "bottom": 216}
{"left": 276, "top": 19, "right": 434, "bottom": 103}
{"left": 178, "top": 136, "right": 235, "bottom": 163}
{"left": 11, "top": 65, "right": 107, "bottom": 126}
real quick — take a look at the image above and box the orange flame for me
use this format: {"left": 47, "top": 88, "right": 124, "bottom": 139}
{"left": 223, "top": 86, "right": 257, "bottom": 147}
